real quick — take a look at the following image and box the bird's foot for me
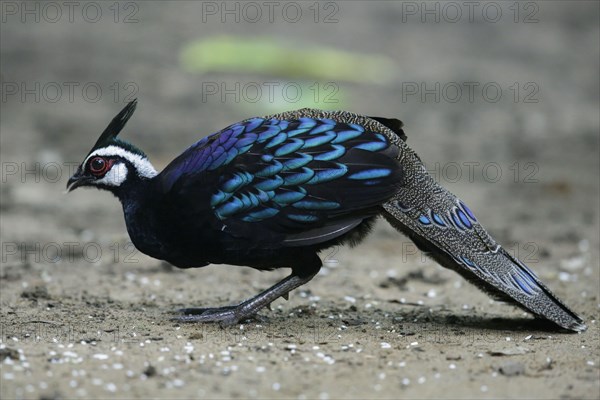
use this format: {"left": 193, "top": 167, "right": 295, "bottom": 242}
{"left": 171, "top": 270, "right": 319, "bottom": 327}
{"left": 173, "top": 305, "right": 255, "bottom": 327}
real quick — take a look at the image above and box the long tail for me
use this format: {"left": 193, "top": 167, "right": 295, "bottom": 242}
{"left": 382, "top": 144, "right": 586, "bottom": 332}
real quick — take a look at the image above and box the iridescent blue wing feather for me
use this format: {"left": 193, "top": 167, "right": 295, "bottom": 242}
{"left": 159, "top": 115, "right": 402, "bottom": 246}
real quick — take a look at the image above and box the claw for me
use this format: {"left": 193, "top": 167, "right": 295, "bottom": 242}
{"left": 170, "top": 272, "right": 318, "bottom": 326}
{"left": 173, "top": 307, "right": 240, "bottom": 325}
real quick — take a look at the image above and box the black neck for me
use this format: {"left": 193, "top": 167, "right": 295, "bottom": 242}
{"left": 110, "top": 175, "right": 156, "bottom": 205}
{"left": 114, "top": 176, "right": 168, "bottom": 260}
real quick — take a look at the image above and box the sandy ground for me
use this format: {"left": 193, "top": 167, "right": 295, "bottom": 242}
{"left": 1, "top": 2, "right": 599, "bottom": 399}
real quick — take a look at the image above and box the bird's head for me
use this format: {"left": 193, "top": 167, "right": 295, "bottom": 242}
{"left": 67, "top": 100, "right": 157, "bottom": 197}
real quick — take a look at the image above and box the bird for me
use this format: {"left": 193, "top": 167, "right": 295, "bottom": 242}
{"left": 67, "top": 99, "right": 585, "bottom": 332}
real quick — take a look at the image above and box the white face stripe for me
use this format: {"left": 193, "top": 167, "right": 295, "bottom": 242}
{"left": 96, "top": 162, "right": 128, "bottom": 187}
{"left": 84, "top": 145, "right": 158, "bottom": 179}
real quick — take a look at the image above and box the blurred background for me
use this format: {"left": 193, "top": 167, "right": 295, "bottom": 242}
{"left": 1, "top": 2, "right": 599, "bottom": 399}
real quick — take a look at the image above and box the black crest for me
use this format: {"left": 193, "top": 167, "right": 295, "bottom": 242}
{"left": 88, "top": 99, "right": 137, "bottom": 156}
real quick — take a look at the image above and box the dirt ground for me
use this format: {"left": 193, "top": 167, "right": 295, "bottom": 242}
{"left": 1, "top": 2, "right": 599, "bottom": 399}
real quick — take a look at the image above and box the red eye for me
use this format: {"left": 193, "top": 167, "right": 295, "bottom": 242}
{"left": 89, "top": 157, "right": 109, "bottom": 176}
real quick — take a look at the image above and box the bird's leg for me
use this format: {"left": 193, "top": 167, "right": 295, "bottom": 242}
{"left": 174, "top": 270, "right": 319, "bottom": 326}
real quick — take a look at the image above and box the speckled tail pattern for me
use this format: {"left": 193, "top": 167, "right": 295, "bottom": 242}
{"left": 268, "top": 109, "right": 585, "bottom": 332}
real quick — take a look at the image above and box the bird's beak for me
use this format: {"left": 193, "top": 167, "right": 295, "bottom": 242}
{"left": 66, "top": 169, "right": 91, "bottom": 192}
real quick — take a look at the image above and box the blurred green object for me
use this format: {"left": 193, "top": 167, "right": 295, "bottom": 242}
{"left": 180, "top": 35, "right": 395, "bottom": 84}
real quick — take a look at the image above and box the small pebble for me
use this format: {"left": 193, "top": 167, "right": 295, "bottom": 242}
{"left": 499, "top": 362, "right": 525, "bottom": 376}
